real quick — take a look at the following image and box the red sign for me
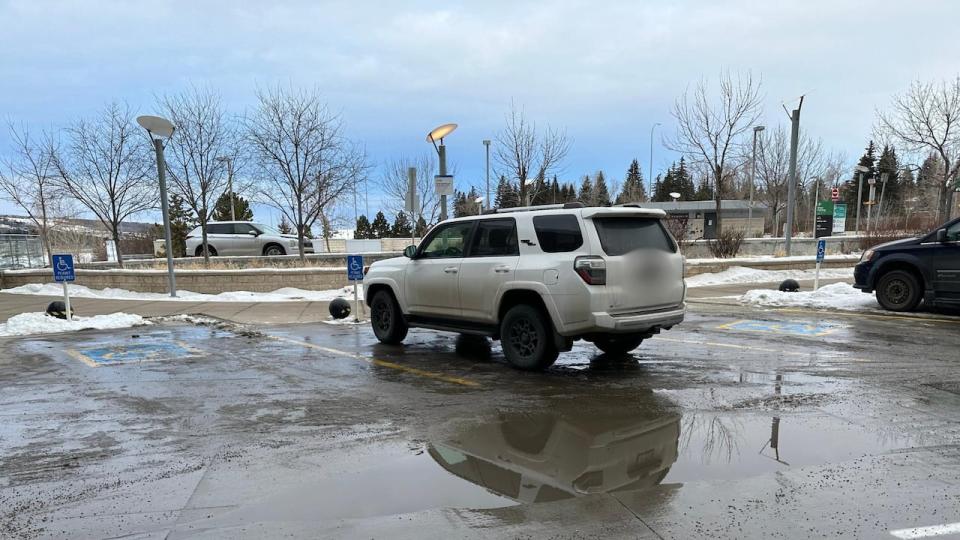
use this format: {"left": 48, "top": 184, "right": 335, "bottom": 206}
{"left": 831, "top": 187, "right": 840, "bottom": 202}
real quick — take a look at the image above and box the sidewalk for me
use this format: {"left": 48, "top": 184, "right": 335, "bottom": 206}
{"left": 0, "top": 293, "right": 334, "bottom": 325}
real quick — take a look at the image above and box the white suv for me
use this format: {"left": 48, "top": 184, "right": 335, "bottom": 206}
{"left": 185, "top": 221, "right": 313, "bottom": 257}
{"left": 363, "top": 203, "right": 686, "bottom": 370}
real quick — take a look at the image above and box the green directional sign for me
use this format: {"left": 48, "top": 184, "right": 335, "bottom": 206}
{"left": 816, "top": 200, "right": 834, "bottom": 216}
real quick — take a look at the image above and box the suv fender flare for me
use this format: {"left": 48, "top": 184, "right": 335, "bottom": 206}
{"left": 496, "top": 283, "right": 565, "bottom": 332}
{"left": 364, "top": 278, "right": 406, "bottom": 312}
{"left": 869, "top": 254, "right": 928, "bottom": 291}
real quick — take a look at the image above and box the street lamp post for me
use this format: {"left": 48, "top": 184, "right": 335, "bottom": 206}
{"left": 216, "top": 156, "right": 235, "bottom": 221}
{"left": 427, "top": 123, "right": 457, "bottom": 222}
{"left": 475, "top": 196, "right": 484, "bottom": 214}
{"left": 137, "top": 115, "right": 177, "bottom": 298}
{"left": 649, "top": 122, "right": 660, "bottom": 199}
{"left": 749, "top": 125, "right": 765, "bottom": 228}
{"left": 810, "top": 176, "right": 820, "bottom": 237}
{"left": 483, "top": 139, "right": 491, "bottom": 209}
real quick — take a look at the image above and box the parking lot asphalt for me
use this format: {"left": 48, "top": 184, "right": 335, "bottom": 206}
{"left": 2, "top": 298, "right": 960, "bottom": 539}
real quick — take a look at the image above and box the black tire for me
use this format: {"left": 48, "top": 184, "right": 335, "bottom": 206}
{"left": 370, "top": 290, "right": 408, "bottom": 344}
{"left": 876, "top": 270, "right": 922, "bottom": 312}
{"left": 264, "top": 244, "right": 286, "bottom": 256}
{"left": 196, "top": 245, "right": 217, "bottom": 257}
{"left": 500, "top": 304, "right": 558, "bottom": 371}
{"left": 593, "top": 335, "right": 645, "bottom": 356}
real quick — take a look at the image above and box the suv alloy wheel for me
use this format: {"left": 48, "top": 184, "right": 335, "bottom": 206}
{"left": 500, "top": 304, "right": 559, "bottom": 370}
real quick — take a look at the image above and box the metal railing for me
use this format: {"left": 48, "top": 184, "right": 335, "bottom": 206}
{"left": 0, "top": 234, "right": 46, "bottom": 269}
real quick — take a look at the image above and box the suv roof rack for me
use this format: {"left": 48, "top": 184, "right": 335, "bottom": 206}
{"left": 485, "top": 202, "right": 585, "bottom": 214}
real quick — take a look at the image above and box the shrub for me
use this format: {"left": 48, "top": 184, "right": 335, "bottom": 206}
{"left": 708, "top": 228, "right": 745, "bottom": 258}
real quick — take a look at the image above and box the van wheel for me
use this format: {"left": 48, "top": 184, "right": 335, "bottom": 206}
{"left": 196, "top": 246, "right": 217, "bottom": 257}
{"left": 500, "top": 304, "right": 558, "bottom": 371}
{"left": 370, "top": 290, "right": 408, "bottom": 344}
{"left": 593, "top": 335, "right": 644, "bottom": 356}
{"left": 264, "top": 244, "right": 286, "bottom": 256}
{"left": 876, "top": 270, "right": 922, "bottom": 312}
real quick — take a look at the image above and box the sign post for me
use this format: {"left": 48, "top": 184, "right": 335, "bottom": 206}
{"left": 347, "top": 254, "right": 364, "bottom": 322}
{"left": 814, "top": 239, "right": 826, "bottom": 291}
{"left": 52, "top": 254, "right": 76, "bottom": 321}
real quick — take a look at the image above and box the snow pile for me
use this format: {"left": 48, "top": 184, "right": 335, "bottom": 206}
{"left": 739, "top": 282, "right": 878, "bottom": 311}
{"left": 0, "top": 312, "right": 150, "bottom": 337}
{"left": 686, "top": 266, "right": 854, "bottom": 288}
{"left": 1, "top": 283, "right": 361, "bottom": 303}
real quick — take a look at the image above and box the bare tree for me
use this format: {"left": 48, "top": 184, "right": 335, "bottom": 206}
{"left": 0, "top": 123, "right": 65, "bottom": 265}
{"left": 379, "top": 152, "right": 441, "bottom": 226}
{"left": 54, "top": 102, "right": 155, "bottom": 267}
{"left": 245, "top": 86, "right": 367, "bottom": 259}
{"left": 668, "top": 71, "right": 763, "bottom": 235}
{"left": 877, "top": 76, "right": 960, "bottom": 222}
{"left": 494, "top": 103, "right": 570, "bottom": 206}
{"left": 159, "top": 86, "right": 238, "bottom": 263}
{"left": 754, "top": 125, "right": 825, "bottom": 234}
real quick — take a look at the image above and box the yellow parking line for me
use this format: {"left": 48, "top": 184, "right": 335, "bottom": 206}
{"left": 271, "top": 335, "right": 480, "bottom": 388}
{"left": 66, "top": 349, "right": 98, "bottom": 368}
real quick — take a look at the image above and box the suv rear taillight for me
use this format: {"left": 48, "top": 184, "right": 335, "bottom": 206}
{"left": 575, "top": 256, "right": 606, "bottom": 285}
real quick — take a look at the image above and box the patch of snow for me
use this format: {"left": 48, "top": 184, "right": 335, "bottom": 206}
{"left": 322, "top": 317, "right": 366, "bottom": 326}
{"left": 1, "top": 282, "right": 362, "bottom": 303}
{"left": 0, "top": 312, "right": 150, "bottom": 337}
{"left": 686, "top": 266, "right": 854, "bottom": 288}
{"left": 738, "top": 282, "right": 879, "bottom": 311}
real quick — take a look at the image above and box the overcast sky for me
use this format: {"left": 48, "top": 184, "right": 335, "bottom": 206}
{"left": 1, "top": 0, "right": 958, "bottom": 223}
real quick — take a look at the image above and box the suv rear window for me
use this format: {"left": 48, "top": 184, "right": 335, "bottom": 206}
{"left": 592, "top": 217, "right": 675, "bottom": 256}
{"left": 533, "top": 215, "right": 583, "bottom": 253}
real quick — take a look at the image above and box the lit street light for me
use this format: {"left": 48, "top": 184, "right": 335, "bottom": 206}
{"left": 137, "top": 115, "right": 177, "bottom": 298}
{"left": 427, "top": 123, "right": 457, "bottom": 221}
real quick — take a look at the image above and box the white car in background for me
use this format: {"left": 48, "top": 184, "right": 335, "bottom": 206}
{"left": 185, "top": 221, "right": 313, "bottom": 257}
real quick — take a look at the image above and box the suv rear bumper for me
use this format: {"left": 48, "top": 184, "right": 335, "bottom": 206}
{"left": 588, "top": 303, "right": 686, "bottom": 333}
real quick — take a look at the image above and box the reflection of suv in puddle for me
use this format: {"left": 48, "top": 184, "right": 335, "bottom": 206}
{"left": 428, "top": 405, "right": 680, "bottom": 503}
{"left": 364, "top": 204, "right": 686, "bottom": 370}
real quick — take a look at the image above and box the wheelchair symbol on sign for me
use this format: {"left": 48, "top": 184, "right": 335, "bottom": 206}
{"left": 350, "top": 259, "right": 362, "bottom": 272}
{"left": 57, "top": 258, "right": 70, "bottom": 271}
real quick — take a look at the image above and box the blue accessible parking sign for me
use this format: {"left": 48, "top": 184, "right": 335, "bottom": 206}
{"left": 816, "top": 239, "right": 826, "bottom": 263}
{"left": 52, "top": 254, "right": 75, "bottom": 282}
{"left": 347, "top": 254, "right": 364, "bottom": 281}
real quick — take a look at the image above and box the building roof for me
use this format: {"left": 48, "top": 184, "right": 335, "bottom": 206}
{"left": 637, "top": 200, "right": 768, "bottom": 212}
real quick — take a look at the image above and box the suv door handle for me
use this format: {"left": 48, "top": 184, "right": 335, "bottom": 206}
{"left": 444, "top": 266, "right": 459, "bottom": 274}
{"left": 493, "top": 265, "right": 512, "bottom": 273}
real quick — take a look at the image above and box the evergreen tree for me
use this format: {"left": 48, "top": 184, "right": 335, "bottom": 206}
{"left": 549, "top": 176, "right": 560, "bottom": 204}
{"left": 616, "top": 159, "right": 647, "bottom": 204}
{"left": 211, "top": 192, "right": 253, "bottom": 221}
{"left": 651, "top": 173, "right": 668, "bottom": 202}
{"left": 391, "top": 212, "right": 413, "bottom": 237}
{"left": 278, "top": 215, "right": 293, "bottom": 234}
{"left": 168, "top": 194, "right": 195, "bottom": 257}
{"left": 453, "top": 187, "right": 481, "bottom": 217}
{"left": 875, "top": 144, "right": 903, "bottom": 210}
{"left": 414, "top": 216, "right": 428, "bottom": 237}
{"left": 674, "top": 158, "right": 696, "bottom": 200}
{"left": 844, "top": 140, "right": 878, "bottom": 210}
{"left": 578, "top": 175, "right": 594, "bottom": 205}
{"left": 530, "top": 174, "right": 548, "bottom": 206}
{"left": 354, "top": 215, "right": 371, "bottom": 239}
{"left": 594, "top": 171, "right": 611, "bottom": 206}
{"left": 371, "top": 211, "right": 391, "bottom": 238}
{"left": 494, "top": 176, "right": 519, "bottom": 208}
{"left": 694, "top": 178, "right": 714, "bottom": 200}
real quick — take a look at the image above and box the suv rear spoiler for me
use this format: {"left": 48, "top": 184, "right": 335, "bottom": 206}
{"left": 582, "top": 206, "right": 667, "bottom": 218}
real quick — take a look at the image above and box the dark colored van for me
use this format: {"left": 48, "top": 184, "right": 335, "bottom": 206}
{"left": 853, "top": 218, "right": 960, "bottom": 311}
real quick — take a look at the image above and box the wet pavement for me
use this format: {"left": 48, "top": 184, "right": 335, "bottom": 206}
{"left": 1, "top": 302, "right": 960, "bottom": 539}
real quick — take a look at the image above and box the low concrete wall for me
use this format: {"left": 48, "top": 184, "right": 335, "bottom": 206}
{"left": 2, "top": 255, "right": 859, "bottom": 293}
{"left": 77, "top": 252, "right": 403, "bottom": 271}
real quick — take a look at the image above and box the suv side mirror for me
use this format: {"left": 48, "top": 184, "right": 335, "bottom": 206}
{"left": 247, "top": 230, "right": 259, "bottom": 237}
{"left": 403, "top": 245, "right": 417, "bottom": 259}
{"left": 936, "top": 229, "right": 948, "bottom": 243}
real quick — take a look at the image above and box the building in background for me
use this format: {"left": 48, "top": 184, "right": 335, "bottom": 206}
{"left": 640, "top": 200, "right": 768, "bottom": 240}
